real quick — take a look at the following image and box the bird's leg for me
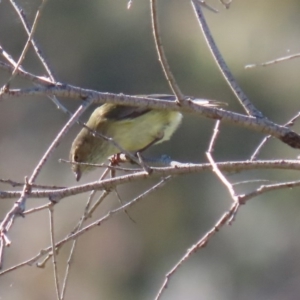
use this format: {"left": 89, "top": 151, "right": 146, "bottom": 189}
{"left": 136, "top": 152, "right": 152, "bottom": 174}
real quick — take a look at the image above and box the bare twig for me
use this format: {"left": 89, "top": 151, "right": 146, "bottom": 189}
{"left": 206, "top": 121, "right": 237, "bottom": 201}
{"left": 239, "top": 179, "right": 300, "bottom": 203}
{"left": 0, "top": 177, "right": 170, "bottom": 277}
{"left": 24, "top": 203, "right": 53, "bottom": 215}
{"left": 0, "top": 178, "right": 65, "bottom": 189}
{"left": 0, "top": 236, "right": 4, "bottom": 269}
{"left": 191, "top": 0, "right": 263, "bottom": 118}
{"left": 219, "top": 0, "right": 232, "bottom": 9}
{"left": 9, "top": 0, "right": 53, "bottom": 79}
{"left": 31, "top": 100, "right": 92, "bottom": 183}
{"left": 48, "top": 205, "right": 61, "bottom": 300}
{"left": 127, "top": 0, "right": 133, "bottom": 9}
{"left": 251, "top": 111, "right": 300, "bottom": 160}
{"left": 2, "top": 85, "right": 300, "bottom": 148}
{"left": 150, "top": 0, "right": 184, "bottom": 103}
{"left": 2, "top": 159, "right": 300, "bottom": 201}
{"left": 60, "top": 168, "right": 111, "bottom": 299}
{"left": 245, "top": 53, "right": 300, "bottom": 69}
{"left": 0, "top": 54, "right": 68, "bottom": 114}
{"left": 196, "top": 0, "right": 219, "bottom": 13}
{"left": 0, "top": 98, "right": 93, "bottom": 259}
{"left": 154, "top": 200, "right": 238, "bottom": 300}
{"left": 0, "top": 59, "right": 53, "bottom": 86}
{"left": 0, "top": 174, "right": 299, "bottom": 277}
{"left": 206, "top": 121, "right": 240, "bottom": 222}
{"left": 8, "top": 0, "right": 66, "bottom": 111}
{"left": 60, "top": 159, "right": 139, "bottom": 172}
{"left": 5, "top": 0, "right": 48, "bottom": 86}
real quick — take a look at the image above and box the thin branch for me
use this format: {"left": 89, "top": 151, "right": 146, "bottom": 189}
{"left": 0, "top": 59, "right": 53, "bottom": 86}
{"left": 60, "top": 158, "right": 140, "bottom": 172}
{"left": 245, "top": 53, "right": 300, "bottom": 69}
{"left": 60, "top": 168, "right": 111, "bottom": 299}
{"left": 51, "top": 176, "right": 171, "bottom": 254}
{"left": 0, "top": 178, "right": 65, "bottom": 189}
{"left": 0, "top": 45, "right": 69, "bottom": 114}
{"left": 238, "top": 179, "right": 300, "bottom": 203}
{"left": 206, "top": 121, "right": 240, "bottom": 222}
{"left": 0, "top": 98, "right": 93, "bottom": 253}
{"left": 9, "top": 0, "right": 53, "bottom": 79}
{"left": 5, "top": 0, "right": 48, "bottom": 86}
{"left": 251, "top": 111, "right": 300, "bottom": 160}
{"left": 31, "top": 100, "right": 92, "bottom": 182}
{"left": 150, "top": 0, "right": 184, "bottom": 103}
{"left": 24, "top": 203, "right": 52, "bottom": 215}
{"left": 127, "top": 0, "right": 133, "bottom": 9}
{"left": 195, "top": 0, "right": 219, "bottom": 13}
{"left": 48, "top": 205, "right": 61, "bottom": 300}
{"left": 154, "top": 200, "right": 238, "bottom": 300}
{"left": 219, "top": 0, "right": 232, "bottom": 9}
{"left": 9, "top": 0, "right": 65, "bottom": 110}
{"left": 206, "top": 121, "right": 237, "bottom": 201}
{"left": 0, "top": 236, "right": 4, "bottom": 269}
{"left": 191, "top": 0, "right": 263, "bottom": 118}
{"left": 0, "top": 177, "right": 31, "bottom": 265}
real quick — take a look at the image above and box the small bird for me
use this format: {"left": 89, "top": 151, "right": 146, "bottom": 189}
{"left": 69, "top": 94, "right": 223, "bottom": 181}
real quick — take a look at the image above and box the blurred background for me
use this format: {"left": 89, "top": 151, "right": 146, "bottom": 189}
{"left": 1, "top": 0, "right": 300, "bottom": 299}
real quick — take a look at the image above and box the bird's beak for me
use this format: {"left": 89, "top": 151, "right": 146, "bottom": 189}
{"left": 74, "top": 169, "right": 81, "bottom": 181}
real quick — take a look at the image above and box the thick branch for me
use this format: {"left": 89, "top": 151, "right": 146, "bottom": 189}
{"left": 1, "top": 159, "right": 300, "bottom": 200}
{"left": 1, "top": 84, "right": 300, "bottom": 148}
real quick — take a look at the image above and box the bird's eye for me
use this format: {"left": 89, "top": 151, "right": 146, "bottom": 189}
{"left": 73, "top": 154, "right": 79, "bottom": 162}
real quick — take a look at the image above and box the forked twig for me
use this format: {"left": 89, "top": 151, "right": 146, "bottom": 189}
{"left": 219, "top": 0, "right": 232, "bottom": 9}
{"left": 154, "top": 200, "right": 239, "bottom": 300}
{"left": 8, "top": 0, "right": 66, "bottom": 111}
{"left": 251, "top": 111, "right": 300, "bottom": 160}
{"left": 154, "top": 119, "right": 241, "bottom": 300}
{"left": 0, "top": 98, "right": 93, "bottom": 265}
{"left": 0, "top": 177, "right": 170, "bottom": 277}
{"left": 206, "top": 121, "right": 240, "bottom": 222}
{"left": 5, "top": 0, "right": 48, "bottom": 87}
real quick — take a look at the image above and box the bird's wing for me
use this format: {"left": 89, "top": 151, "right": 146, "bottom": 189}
{"left": 103, "top": 104, "right": 151, "bottom": 120}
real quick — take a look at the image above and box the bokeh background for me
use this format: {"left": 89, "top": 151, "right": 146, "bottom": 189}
{"left": 1, "top": 0, "right": 300, "bottom": 299}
